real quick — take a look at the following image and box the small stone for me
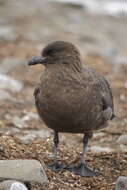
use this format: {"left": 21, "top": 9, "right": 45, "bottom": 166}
{"left": 17, "top": 129, "right": 51, "bottom": 143}
{"left": 0, "top": 180, "right": 28, "bottom": 190}
{"left": 120, "top": 94, "right": 126, "bottom": 101}
{"left": 17, "top": 133, "right": 36, "bottom": 144}
{"left": 0, "top": 90, "right": 15, "bottom": 101}
{"left": 21, "top": 112, "right": 39, "bottom": 122}
{"left": 0, "top": 74, "right": 23, "bottom": 92}
{"left": 12, "top": 113, "right": 39, "bottom": 129}
{"left": 0, "top": 160, "right": 47, "bottom": 184}
{"left": 117, "top": 135, "right": 127, "bottom": 145}
{"left": 116, "top": 176, "right": 127, "bottom": 190}
{"left": 0, "top": 26, "right": 17, "bottom": 41}
{"left": 12, "top": 116, "right": 26, "bottom": 129}
{"left": 90, "top": 146, "right": 113, "bottom": 153}
{"left": 93, "top": 132, "right": 105, "bottom": 138}
{"left": 0, "top": 58, "right": 25, "bottom": 74}
{"left": 119, "top": 144, "right": 127, "bottom": 152}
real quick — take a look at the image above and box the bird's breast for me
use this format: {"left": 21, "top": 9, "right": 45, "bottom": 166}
{"left": 39, "top": 80, "right": 85, "bottom": 113}
{"left": 37, "top": 76, "right": 101, "bottom": 117}
{"left": 35, "top": 70, "right": 102, "bottom": 132}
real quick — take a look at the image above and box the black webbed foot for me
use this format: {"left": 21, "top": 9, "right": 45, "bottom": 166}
{"left": 48, "top": 161, "right": 65, "bottom": 171}
{"left": 66, "top": 163, "right": 99, "bottom": 177}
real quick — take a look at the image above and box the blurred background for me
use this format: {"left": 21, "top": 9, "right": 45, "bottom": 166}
{"left": 0, "top": 0, "right": 127, "bottom": 188}
{"left": 1, "top": 0, "right": 127, "bottom": 60}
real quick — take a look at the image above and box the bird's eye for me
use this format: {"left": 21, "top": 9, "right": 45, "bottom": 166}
{"left": 42, "top": 43, "right": 65, "bottom": 57}
{"left": 47, "top": 48, "right": 57, "bottom": 56}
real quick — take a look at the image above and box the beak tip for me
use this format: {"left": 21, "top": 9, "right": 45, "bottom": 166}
{"left": 27, "top": 56, "right": 45, "bottom": 66}
{"left": 28, "top": 61, "right": 32, "bottom": 66}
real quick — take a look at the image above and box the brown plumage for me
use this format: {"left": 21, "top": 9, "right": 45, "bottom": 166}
{"left": 28, "top": 41, "right": 115, "bottom": 177}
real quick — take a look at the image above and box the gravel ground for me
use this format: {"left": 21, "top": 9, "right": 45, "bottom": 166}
{"left": 0, "top": 135, "right": 126, "bottom": 190}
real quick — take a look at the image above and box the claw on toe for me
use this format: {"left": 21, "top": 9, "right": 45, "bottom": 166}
{"left": 48, "top": 161, "right": 65, "bottom": 171}
{"left": 66, "top": 163, "right": 99, "bottom": 177}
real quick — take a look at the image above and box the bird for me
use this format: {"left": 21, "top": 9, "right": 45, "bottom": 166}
{"left": 28, "top": 41, "right": 115, "bottom": 177}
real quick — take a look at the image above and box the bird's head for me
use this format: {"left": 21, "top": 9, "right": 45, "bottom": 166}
{"left": 28, "top": 41, "right": 81, "bottom": 68}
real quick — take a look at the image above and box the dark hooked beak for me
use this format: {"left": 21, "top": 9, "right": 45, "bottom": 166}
{"left": 28, "top": 56, "right": 46, "bottom": 66}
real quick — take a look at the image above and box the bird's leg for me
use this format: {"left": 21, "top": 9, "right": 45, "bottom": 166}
{"left": 67, "top": 132, "right": 99, "bottom": 177}
{"left": 48, "top": 131, "right": 65, "bottom": 171}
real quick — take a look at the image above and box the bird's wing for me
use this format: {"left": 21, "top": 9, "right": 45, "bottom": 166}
{"left": 83, "top": 65, "right": 115, "bottom": 119}
{"left": 33, "top": 85, "right": 40, "bottom": 104}
{"left": 97, "top": 75, "right": 115, "bottom": 119}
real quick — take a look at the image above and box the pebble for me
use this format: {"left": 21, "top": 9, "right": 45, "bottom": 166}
{"left": 0, "top": 74, "right": 23, "bottom": 92}
{"left": 17, "top": 129, "right": 51, "bottom": 144}
{"left": 22, "top": 112, "right": 39, "bottom": 122}
{"left": 119, "top": 144, "right": 127, "bottom": 152}
{"left": 0, "top": 180, "right": 28, "bottom": 190}
{"left": 0, "top": 160, "right": 47, "bottom": 184}
{"left": 0, "top": 90, "right": 15, "bottom": 101}
{"left": 117, "top": 135, "right": 127, "bottom": 145}
{"left": 116, "top": 176, "right": 127, "bottom": 190}
{"left": 0, "top": 26, "right": 17, "bottom": 41}
{"left": 90, "top": 146, "right": 113, "bottom": 153}
{"left": 0, "top": 58, "right": 25, "bottom": 74}
{"left": 12, "top": 116, "right": 27, "bottom": 129}
{"left": 12, "top": 113, "right": 39, "bottom": 128}
{"left": 93, "top": 132, "right": 105, "bottom": 138}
